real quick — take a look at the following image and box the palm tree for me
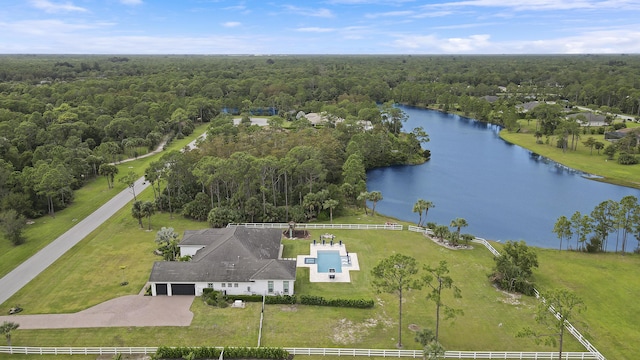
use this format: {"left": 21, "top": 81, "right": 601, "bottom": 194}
{"left": 449, "top": 218, "right": 468, "bottom": 245}
{"left": 1, "top": 321, "right": 19, "bottom": 346}
{"left": 412, "top": 199, "right": 434, "bottom": 227}
{"left": 357, "top": 191, "right": 370, "bottom": 216}
{"left": 131, "top": 200, "right": 144, "bottom": 228}
{"left": 412, "top": 200, "right": 425, "bottom": 227}
{"left": 368, "top": 191, "right": 383, "bottom": 217}
{"left": 140, "top": 201, "right": 156, "bottom": 231}
{"left": 423, "top": 201, "right": 435, "bottom": 225}
{"left": 323, "top": 198, "right": 339, "bottom": 224}
{"left": 434, "top": 225, "right": 449, "bottom": 241}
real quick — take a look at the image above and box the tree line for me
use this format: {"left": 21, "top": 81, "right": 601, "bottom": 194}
{"left": 3, "top": 54, "right": 640, "bottom": 244}
{"left": 553, "top": 195, "right": 640, "bottom": 253}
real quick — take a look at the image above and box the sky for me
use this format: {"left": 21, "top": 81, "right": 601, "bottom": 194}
{"left": 1, "top": 0, "right": 640, "bottom": 54}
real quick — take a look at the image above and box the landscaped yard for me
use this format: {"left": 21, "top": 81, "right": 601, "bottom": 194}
{"left": 1, "top": 189, "right": 638, "bottom": 358}
{"left": 3, "top": 211, "right": 584, "bottom": 354}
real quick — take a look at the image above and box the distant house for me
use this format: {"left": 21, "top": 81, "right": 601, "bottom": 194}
{"left": 303, "top": 112, "right": 372, "bottom": 130}
{"left": 516, "top": 101, "right": 540, "bottom": 113}
{"left": 567, "top": 112, "right": 607, "bottom": 127}
{"left": 482, "top": 95, "right": 499, "bottom": 103}
{"left": 148, "top": 226, "right": 296, "bottom": 296}
{"left": 605, "top": 127, "right": 640, "bottom": 142}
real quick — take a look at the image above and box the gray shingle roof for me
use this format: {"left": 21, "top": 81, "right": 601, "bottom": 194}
{"left": 149, "top": 226, "right": 296, "bottom": 283}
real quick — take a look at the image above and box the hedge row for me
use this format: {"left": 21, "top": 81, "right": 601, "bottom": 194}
{"left": 202, "top": 290, "right": 373, "bottom": 309}
{"left": 299, "top": 295, "right": 374, "bottom": 308}
{"left": 155, "top": 346, "right": 289, "bottom": 359}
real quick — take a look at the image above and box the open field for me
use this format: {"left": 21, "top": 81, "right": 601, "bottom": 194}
{"left": 500, "top": 120, "right": 640, "bottom": 189}
{"left": 2, "top": 206, "right": 589, "bottom": 354}
{"left": 1, "top": 209, "right": 639, "bottom": 357}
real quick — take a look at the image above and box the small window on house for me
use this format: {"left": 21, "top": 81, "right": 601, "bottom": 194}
{"left": 221, "top": 283, "right": 226, "bottom": 287}
{"left": 234, "top": 283, "right": 238, "bottom": 287}
{"left": 283, "top": 281, "right": 289, "bottom": 294}
{"left": 207, "top": 283, "right": 213, "bottom": 288}
{"left": 228, "top": 283, "right": 232, "bottom": 287}
{"left": 268, "top": 281, "right": 274, "bottom": 293}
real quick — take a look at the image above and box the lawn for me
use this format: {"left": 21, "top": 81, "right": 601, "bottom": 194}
{"left": 4, "top": 214, "right": 586, "bottom": 354}
{"left": 500, "top": 120, "right": 640, "bottom": 189}
{"left": 535, "top": 249, "right": 640, "bottom": 360}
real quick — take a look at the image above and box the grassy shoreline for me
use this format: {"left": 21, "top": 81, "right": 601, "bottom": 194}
{"left": 499, "top": 124, "right": 640, "bottom": 190}
{"left": 419, "top": 104, "right": 640, "bottom": 190}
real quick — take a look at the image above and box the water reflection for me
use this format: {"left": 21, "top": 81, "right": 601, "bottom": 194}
{"left": 367, "top": 106, "right": 639, "bottom": 250}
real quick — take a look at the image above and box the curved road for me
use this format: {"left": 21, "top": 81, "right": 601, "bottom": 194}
{"left": 0, "top": 133, "right": 205, "bottom": 306}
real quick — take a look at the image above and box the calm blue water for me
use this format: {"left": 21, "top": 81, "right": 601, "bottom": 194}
{"left": 317, "top": 250, "right": 342, "bottom": 273}
{"left": 367, "top": 106, "right": 640, "bottom": 250}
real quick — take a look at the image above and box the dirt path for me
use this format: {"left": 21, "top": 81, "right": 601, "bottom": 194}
{"left": 0, "top": 295, "right": 194, "bottom": 329}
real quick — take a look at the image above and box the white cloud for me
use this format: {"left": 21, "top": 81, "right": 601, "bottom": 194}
{"left": 282, "top": 5, "right": 334, "bottom": 18}
{"left": 364, "top": 10, "right": 415, "bottom": 19}
{"left": 392, "top": 33, "right": 496, "bottom": 52}
{"left": 391, "top": 27, "right": 640, "bottom": 54}
{"left": 422, "top": 0, "right": 639, "bottom": 12}
{"left": 296, "top": 27, "right": 336, "bottom": 33}
{"left": 30, "top": 0, "right": 88, "bottom": 13}
{"left": 222, "top": 22, "right": 242, "bottom": 27}
{"left": 120, "top": 0, "right": 143, "bottom": 5}
{"left": 0, "top": 19, "right": 111, "bottom": 36}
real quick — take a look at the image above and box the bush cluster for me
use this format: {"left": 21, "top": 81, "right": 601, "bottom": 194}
{"left": 202, "top": 290, "right": 372, "bottom": 309}
{"left": 202, "top": 291, "right": 297, "bottom": 306}
{"left": 299, "top": 295, "right": 374, "bottom": 308}
{"left": 155, "top": 346, "right": 289, "bottom": 359}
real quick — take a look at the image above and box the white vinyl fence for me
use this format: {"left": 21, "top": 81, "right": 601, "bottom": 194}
{"left": 0, "top": 346, "right": 600, "bottom": 359}
{"left": 0, "top": 225, "right": 605, "bottom": 360}
{"left": 407, "top": 226, "right": 605, "bottom": 360}
{"left": 229, "top": 223, "right": 403, "bottom": 230}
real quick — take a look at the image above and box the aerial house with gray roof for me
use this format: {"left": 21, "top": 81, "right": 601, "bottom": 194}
{"left": 148, "top": 226, "right": 296, "bottom": 296}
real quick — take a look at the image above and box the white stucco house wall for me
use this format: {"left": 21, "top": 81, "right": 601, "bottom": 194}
{"left": 148, "top": 226, "right": 296, "bottom": 296}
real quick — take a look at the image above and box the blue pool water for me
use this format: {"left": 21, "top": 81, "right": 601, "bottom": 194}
{"left": 317, "top": 250, "right": 342, "bottom": 273}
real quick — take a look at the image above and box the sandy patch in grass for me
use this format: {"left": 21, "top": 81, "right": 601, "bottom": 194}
{"left": 331, "top": 315, "right": 393, "bottom": 345}
{"left": 494, "top": 286, "right": 522, "bottom": 305}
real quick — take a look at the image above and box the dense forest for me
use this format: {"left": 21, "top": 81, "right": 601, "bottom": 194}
{"left": 2, "top": 54, "right": 640, "bottom": 234}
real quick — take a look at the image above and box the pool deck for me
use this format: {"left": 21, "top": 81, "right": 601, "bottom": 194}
{"left": 296, "top": 243, "right": 360, "bottom": 283}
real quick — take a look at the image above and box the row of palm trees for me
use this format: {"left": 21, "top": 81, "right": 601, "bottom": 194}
{"left": 412, "top": 199, "right": 471, "bottom": 246}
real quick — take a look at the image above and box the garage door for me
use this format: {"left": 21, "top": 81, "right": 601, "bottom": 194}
{"left": 156, "top": 283, "right": 168, "bottom": 295}
{"left": 171, "top": 283, "right": 196, "bottom": 295}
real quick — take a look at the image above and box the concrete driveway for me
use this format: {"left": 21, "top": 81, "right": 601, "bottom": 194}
{"left": 0, "top": 295, "right": 194, "bottom": 329}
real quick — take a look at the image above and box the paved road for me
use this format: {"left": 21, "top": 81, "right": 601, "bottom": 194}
{"left": 0, "top": 133, "right": 206, "bottom": 306}
{"left": 0, "top": 177, "right": 149, "bottom": 306}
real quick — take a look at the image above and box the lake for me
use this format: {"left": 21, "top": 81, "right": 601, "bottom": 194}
{"left": 366, "top": 105, "right": 640, "bottom": 250}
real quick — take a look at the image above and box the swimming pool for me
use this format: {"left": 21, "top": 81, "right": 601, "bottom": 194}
{"left": 317, "top": 250, "right": 342, "bottom": 273}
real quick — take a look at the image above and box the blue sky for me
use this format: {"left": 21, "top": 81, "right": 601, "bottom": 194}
{"left": 1, "top": 0, "right": 640, "bottom": 54}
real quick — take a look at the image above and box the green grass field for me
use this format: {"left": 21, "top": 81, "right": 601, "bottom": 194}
{"left": 2, "top": 212, "right": 639, "bottom": 358}
{"left": 500, "top": 120, "right": 640, "bottom": 189}
{"left": 2, "top": 208, "right": 593, "bottom": 354}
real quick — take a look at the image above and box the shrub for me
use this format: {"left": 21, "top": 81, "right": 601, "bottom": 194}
{"left": 225, "top": 294, "right": 263, "bottom": 303}
{"left": 155, "top": 346, "right": 289, "bottom": 359}
{"left": 299, "top": 295, "right": 374, "bottom": 308}
{"left": 617, "top": 152, "right": 638, "bottom": 165}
